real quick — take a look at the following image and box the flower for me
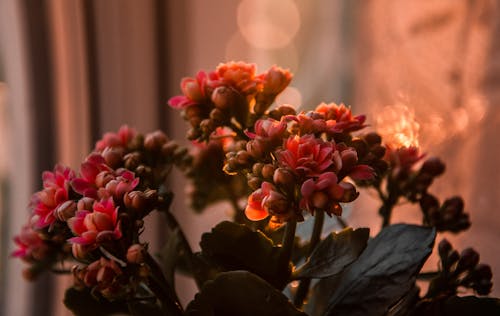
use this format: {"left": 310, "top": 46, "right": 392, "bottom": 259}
{"left": 168, "top": 71, "right": 210, "bottom": 109}
{"left": 95, "top": 125, "right": 137, "bottom": 152}
{"left": 212, "top": 61, "right": 262, "bottom": 95}
{"left": 278, "top": 134, "right": 335, "bottom": 177}
{"left": 99, "top": 169, "right": 139, "bottom": 201}
{"left": 31, "top": 165, "right": 75, "bottom": 228}
{"left": 71, "top": 153, "right": 113, "bottom": 199}
{"left": 300, "top": 172, "right": 358, "bottom": 216}
{"left": 315, "top": 102, "right": 366, "bottom": 133}
{"left": 245, "top": 182, "right": 291, "bottom": 221}
{"left": 12, "top": 225, "right": 49, "bottom": 262}
{"left": 68, "top": 198, "right": 121, "bottom": 249}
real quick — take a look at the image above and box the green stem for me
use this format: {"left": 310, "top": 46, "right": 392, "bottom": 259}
{"left": 280, "top": 219, "right": 297, "bottom": 272}
{"left": 163, "top": 210, "right": 204, "bottom": 289}
{"left": 144, "top": 252, "right": 183, "bottom": 315}
{"left": 293, "top": 210, "right": 325, "bottom": 308}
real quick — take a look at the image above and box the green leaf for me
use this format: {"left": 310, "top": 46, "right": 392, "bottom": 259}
{"left": 414, "top": 296, "right": 500, "bottom": 316}
{"left": 185, "top": 271, "right": 307, "bottom": 316}
{"left": 324, "top": 224, "right": 436, "bottom": 316}
{"left": 199, "top": 221, "right": 287, "bottom": 288}
{"left": 63, "top": 287, "right": 129, "bottom": 316}
{"left": 293, "top": 227, "right": 369, "bottom": 279}
{"left": 159, "top": 227, "right": 183, "bottom": 287}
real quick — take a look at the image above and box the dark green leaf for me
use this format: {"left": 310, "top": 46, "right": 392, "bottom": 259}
{"left": 324, "top": 224, "right": 436, "bottom": 316}
{"left": 185, "top": 271, "right": 307, "bottom": 316}
{"left": 413, "top": 295, "right": 500, "bottom": 316}
{"left": 293, "top": 227, "right": 369, "bottom": 279}
{"left": 199, "top": 221, "right": 287, "bottom": 288}
{"left": 159, "top": 227, "right": 183, "bottom": 287}
{"left": 127, "top": 301, "right": 164, "bottom": 316}
{"left": 63, "top": 287, "right": 129, "bottom": 316}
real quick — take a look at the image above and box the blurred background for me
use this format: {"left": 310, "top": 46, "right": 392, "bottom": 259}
{"left": 0, "top": 0, "right": 499, "bottom": 315}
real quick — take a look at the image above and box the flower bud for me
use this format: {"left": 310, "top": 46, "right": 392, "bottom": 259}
{"left": 438, "top": 239, "right": 452, "bottom": 260}
{"left": 161, "top": 141, "right": 179, "bottom": 157}
{"left": 78, "top": 197, "right": 95, "bottom": 211}
{"left": 209, "top": 108, "right": 226, "bottom": 123}
{"left": 420, "top": 157, "right": 446, "bottom": 177}
{"left": 211, "top": 86, "right": 240, "bottom": 110}
{"left": 144, "top": 130, "right": 168, "bottom": 152}
{"left": 126, "top": 244, "right": 146, "bottom": 264}
{"left": 123, "top": 152, "right": 142, "bottom": 170}
{"left": 456, "top": 248, "right": 480, "bottom": 272}
{"left": 261, "top": 164, "right": 275, "bottom": 180}
{"left": 364, "top": 132, "right": 382, "bottom": 146}
{"left": 273, "top": 168, "right": 294, "bottom": 186}
{"left": 55, "top": 200, "right": 77, "bottom": 221}
{"left": 247, "top": 176, "right": 262, "bottom": 190}
{"left": 236, "top": 150, "right": 251, "bottom": 165}
{"left": 102, "top": 147, "right": 124, "bottom": 169}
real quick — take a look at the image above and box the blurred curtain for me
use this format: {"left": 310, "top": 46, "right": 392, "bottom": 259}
{"left": 0, "top": 0, "right": 187, "bottom": 315}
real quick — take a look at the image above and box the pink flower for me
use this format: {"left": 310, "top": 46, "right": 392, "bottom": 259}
{"left": 384, "top": 146, "right": 424, "bottom": 174}
{"left": 95, "top": 125, "right": 137, "bottom": 152}
{"left": 71, "top": 153, "right": 113, "bottom": 198}
{"left": 278, "top": 134, "right": 335, "bottom": 177}
{"left": 68, "top": 198, "right": 121, "bottom": 248}
{"left": 300, "top": 172, "right": 359, "bottom": 216}
{"left": 245, "top": 182, "right": 290, "bottom": 221}
{"left": 247, "top": 118, "right": 288, "bottom": 141}
{"left": 261, "top": 65, "right": 292, "bottom": 95}
{"left": 12, "top": 225, "right": 49, "bottom": 261}
{"left": 287, "top": 113, "right": 327, "bottom": 135}
{"left": 99, "top": 169, "right": 139, "bottom": 201}
{"left": 31, "top": 165, "right": 75, "bottom": 228}
{"left": 315, "top": 102, "right": 366, "bottom": 133}
{"left": 168, "top": 71, "right": 210, "bottom": 109}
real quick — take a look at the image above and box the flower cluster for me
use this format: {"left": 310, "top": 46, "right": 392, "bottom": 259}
{"left": 12, "top": 126, "right": 186, "bottom": 299}
{"left": 168, "top": 61, "right": 292, "bottom": 141}
{"left": 227, "top": 104, "right": 374, "bottom": 224}
{"left": 426, "top": 239, "right": 493, "bottom": 297}
{"left": 378, "top": 145, "right": 470, "bottom": 232}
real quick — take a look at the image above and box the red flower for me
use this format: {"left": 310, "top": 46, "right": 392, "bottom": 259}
{"left": 300, "top": 172, "right": 358, "bottom": 216}
{"left": 12, "top": 225, "right": 49, "bottom": 261}
{"left": 247, "top": 118, "right": 288, "bottom": 141}
{"left": 278, "top": 134, "right": 335, "bottom": 177}
{"left": 315, "top": 102, "right": 366, "bottom": 133}
{"left": 168, "top": 71, "right": 210, "bottom": 109}
{"left": 31, "top": 165, "right": 75, "bottom": 228}
{"left": 261, "top": 65, "right": 292, "bottom": 96}
{"left": 384, "top": 145, "right": 424, "bottom": 173}
{"left": 99, "top": 169, "right": 139, "bottom": 201}
{"left": 95, "top": 125, "right": 136, "bottom": 152}
{"left": 245, "top": 182, "right": 290, "bottom": 221}
{"left": 68, "top": 198, "right": 121, "bottom": 247}
{"left": 71, "top": 153, "right": 113, "bottom": 199}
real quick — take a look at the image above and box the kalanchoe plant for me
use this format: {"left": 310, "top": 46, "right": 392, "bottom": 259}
{"left": 13, "top": 62, "right": 500, "bottom": 315}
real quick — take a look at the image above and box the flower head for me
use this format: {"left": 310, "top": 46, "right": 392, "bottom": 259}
{"left": 278, "top": 134, "right": 335, "bottom": 177}
{"left": 300, "top": 172, "right": 358, "bottom": 216}
{"left": 68, "top": 198, "right": 121, "bottom": 249}
{"left": 95, "top": 125, "right": 137, "bottom": 152}
{"left": 31, "top": 165, "right": 75, "bottom": 228}
{"left": 316, "top": 102, "right": 366, "bottom": 133}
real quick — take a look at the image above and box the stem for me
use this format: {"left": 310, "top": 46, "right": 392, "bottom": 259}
{"left": 280, "top": 219, "right": 297, "bottom": 267}
{"left": 293, "top": 210, "right": 325, "bottom": 308}
{"left": 144, "top": 253, "right": 183, "bottom": 316}
{"left": 163, "top": 210, "right": 203, "bottom": 289}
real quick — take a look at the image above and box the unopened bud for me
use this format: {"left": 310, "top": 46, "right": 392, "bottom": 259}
{"left": 273, "top": 168, "right": 295, "bottom": 188}
{"left": 126, "top": 244, "right": 145, "bottom": 264}
{"left": 211, "top": 86, "right": 238, "bottom": 110}
{"left": 102, "top": 147, "right": 123, "bottom": 169}
{"left": 209, "top": 108, "right": 226, "bottom": 123}
{"left": 457, "top": 248, "right": 480, "bottom": 272}
{"left": 421, "top": 157, "right": 446, "bottom": 177}
{"left": 77, "top": 197, "right": 95, "bottom": 211}
{"left": 144, "top": 130, "right": 168, "bottom": 152}
{"left": 55, "top": 200, "right": 77, "bottom": 221}
{"left": 261, "top": 164, "right": 275, "bottom": 179}
{"left": 364, "top": 132, "right": 382, "bottom": 146}
{"left": 247, "top": 176, "right": 262, "bottom": 190}
{"left": 124, "top": 152, "right": 142, "bottom": 170}
{"left": 161, "top": 141, "right": 179, "bottom": 157}
{"left": 438, "top": 239, "right": 452, "bottom": 259}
